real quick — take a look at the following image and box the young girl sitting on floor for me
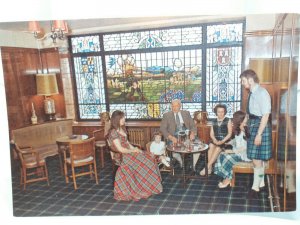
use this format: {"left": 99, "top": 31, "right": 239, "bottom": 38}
{"left": 150, "top": 132, "right": 170, "bottom": 168}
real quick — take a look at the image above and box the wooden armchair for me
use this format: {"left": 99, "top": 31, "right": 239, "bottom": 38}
{"left": 231, "top": 130, "right": 277, "bottom": 187}
{"left": 106, "top": 138, "right": 123, "bottom": 182}
{"left": 15, "top": 144, "right": 50, "bottom": 190}
{"left": 63, "top": 137, "right": 98, "bottom": 190}
{"left": 93, "top": 129, "right": 107, "bottom": 168}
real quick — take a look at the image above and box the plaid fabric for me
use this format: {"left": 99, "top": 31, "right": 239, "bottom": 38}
{"left": 114, "top": 152, "right": 163, "bottom": 201}
{"left": 277, "top": 116, "right": 296, "bottom": 161}
{"left": 247, "top": 118, "right": 272, "bottom": 160}
{"left": 108, "top": 129, "right": 162, "bottom": 201}
{"left": 214, "top": 152, "right": 243, "bottom": 179}
{"left": 108, "top": 129, "right": 131, "bottom": 163}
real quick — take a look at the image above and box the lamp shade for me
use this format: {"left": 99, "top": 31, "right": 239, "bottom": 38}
{"left": 36, "top": 73, "right": 59, "bottom": 96}
{"left": 28, "top": 21, "right": 41, "bottom": 33}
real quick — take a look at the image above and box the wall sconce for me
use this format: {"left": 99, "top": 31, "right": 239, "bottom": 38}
{"left": 28, "top": 20, "right": 69, "bottom": 43}
{"left": 36, "top": 73, "right": 59, "bottom": 120}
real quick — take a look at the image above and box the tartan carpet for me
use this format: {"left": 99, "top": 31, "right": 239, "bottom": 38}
{"left": 11, "top": 153, "right": 272, "bottom": 216}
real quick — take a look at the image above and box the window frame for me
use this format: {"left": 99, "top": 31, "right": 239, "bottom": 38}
{"left": 68, "top": 20, "right": 245, "bottom": 121}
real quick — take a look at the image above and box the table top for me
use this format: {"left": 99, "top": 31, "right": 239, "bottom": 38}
{"left": 166, "top": 142, "right": 208, "bottom": 154}
{"left": 56, "top": 134, "right": 89, "bottom": 144}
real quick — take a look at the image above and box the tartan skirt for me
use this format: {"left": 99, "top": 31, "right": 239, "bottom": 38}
{"left": 214, "top": 152, "right": 243, "bottom": 179}
{"left": 247, "top": 118, "right": 272, "bottom": 160}
{"left": 114, "top": 152, "right": 163, "bottom": 201}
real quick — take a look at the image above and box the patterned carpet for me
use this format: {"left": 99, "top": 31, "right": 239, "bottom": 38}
{"left": 11, "top": 153, "right": 272, "bottom": 217}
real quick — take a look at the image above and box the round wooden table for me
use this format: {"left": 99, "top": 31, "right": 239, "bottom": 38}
{"left": 166, "top": 142, "right": 208, "bottom": 187}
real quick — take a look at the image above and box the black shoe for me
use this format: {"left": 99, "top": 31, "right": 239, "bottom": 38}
{"left": 190, "top": 170, "right": 197, "bottom": 176}
{"left": 247, "top": 189, "right": 259, "bottom": 199}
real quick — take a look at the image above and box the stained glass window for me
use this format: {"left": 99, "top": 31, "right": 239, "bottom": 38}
{"left": 71, "top": 35, "right": 101, "bottom": 53}
{"left": 70, "top": 21, "right": 244, "bottom": 120}
{"left": 206, "top": 47, "right": 242, "bottom": 118}
{"left": 207, "top": 23, "right": 243, "bottom": 44}
{"left": 105, "top": 49, "right": 202, "bottom": 118}
{"left": 73, "top": 56, "right": 106, "bottom": 119}
{"left": 103, "top": 26, "right": 202, "bottom": 51}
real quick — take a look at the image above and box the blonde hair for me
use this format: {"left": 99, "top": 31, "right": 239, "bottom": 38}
{"left": 100, "top": 112, "right": 110, "bottom": 123}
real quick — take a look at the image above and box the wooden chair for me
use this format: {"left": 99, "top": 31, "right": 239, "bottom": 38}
{"left": 15, "top": 144, "right": 50, "bottom": 190}
{"left": 127, "top": 128, "right": 144, "bottom": 149}
{"left": 106, "top": 138, "right": 123, "bottom": 182}
{"left": 231, "top": 130, "right": 277, "bottom": 187}
{"left": 63, "top": 137, "right": 98, "bottom": 190}
{"left": 146, "top": 142, "right": 173, "bottom": 175}
{"left": 93, "top": 129, "right": 107, "bottom": 168}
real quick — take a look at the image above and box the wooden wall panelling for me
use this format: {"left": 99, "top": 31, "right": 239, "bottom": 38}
{"left": 2, "top": 47, "right": 66, "bottom": 136}
{"left": 72, "top": 121, "right": 212, "bottom": 149}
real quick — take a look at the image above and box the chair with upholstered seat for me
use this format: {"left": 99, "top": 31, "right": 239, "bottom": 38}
{"left": 15, "top": 144, "right": 50, "bottom": 190}
{"left": 93, "top": 129, "right": 107, "bottom": 168}
{"left": 63, "top": 137, "right": 98, "bottom": 190}
{"left": 231, "top": 130, "right": 277, "bottom": 187}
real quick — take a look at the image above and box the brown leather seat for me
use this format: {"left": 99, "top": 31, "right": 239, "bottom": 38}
{"left": 15, "top": 144, "right": 50, "bottom": 190}
{"left": 63, "top": 137, "right": 98, "bottom": 190}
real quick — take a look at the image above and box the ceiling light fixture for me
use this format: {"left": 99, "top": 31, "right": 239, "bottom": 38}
{"left": 28, "top": 20, "right": 69, "bottom": 43}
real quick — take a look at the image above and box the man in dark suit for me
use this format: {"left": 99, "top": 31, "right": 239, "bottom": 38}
{"left": 160, "top": 99, "right": 199, "bottom": 170}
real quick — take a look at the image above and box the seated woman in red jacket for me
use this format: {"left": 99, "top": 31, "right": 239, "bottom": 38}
{"left": 107, "top": 110, "right": 163, "bottom": 201}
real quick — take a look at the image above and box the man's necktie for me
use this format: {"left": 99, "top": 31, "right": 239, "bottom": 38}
{"left": 246, "top": 91, "right": 252, "bottom": 114}
{"left": 176, "top": 113, "right": 181, "bottom": 129}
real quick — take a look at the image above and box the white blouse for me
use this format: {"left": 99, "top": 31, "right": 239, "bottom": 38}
{"left": 232, "top": 131, "right": 251, "bottom": 162}
{"left": 150, "top": 141, "right": 166, "bottom": 155}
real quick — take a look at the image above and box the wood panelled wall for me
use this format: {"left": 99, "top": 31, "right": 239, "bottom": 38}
{"left": 73, "top": 121, "right": 212, "bottom": 149}
{"left": 1, "top": 47, "right": 66, "bottom": 135}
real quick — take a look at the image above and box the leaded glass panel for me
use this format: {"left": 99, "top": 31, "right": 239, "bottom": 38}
{"left": 73, "top": 56, "right": 106, "bottom": 119}
{"left": 70, "top": 21, "right": 243, "bottom": 120}
{"left": 105, "top": 49, "right": 202, "bottom": 118}
{"left": 207, "top": 23, "right": 243, "bottom": 44}
{"left": 103, "top": 26, "right": 202, "bottom": 51}
{"left": 71, "top": 36, "right": 101, "bottom": 53}
{"left": 206, "top": 47, "right": 242, "bottom": 118}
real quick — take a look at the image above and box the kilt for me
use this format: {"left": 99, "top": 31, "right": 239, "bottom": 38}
{"left": 214, "top": 152, "right": 243, "bottom": 179}
{"left": 247, "top": 117, "right": 272, "bottom": 160}
{"left": 114, "top": 152, "right": 163, "bottom": 201}
{"left": 277, "top": 116, "right": 296, "bottom": 161}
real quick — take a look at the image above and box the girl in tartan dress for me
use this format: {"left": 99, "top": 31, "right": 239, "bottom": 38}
{"left": 214, "top": 111, "right": 251, "bottom": 188}
{"left": 108, "top": 110, "right": 162, "bottom": 201}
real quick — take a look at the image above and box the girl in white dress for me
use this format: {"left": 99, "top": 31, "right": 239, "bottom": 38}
{"left": 150, "top": 132, "right": 170, "bottom": 167}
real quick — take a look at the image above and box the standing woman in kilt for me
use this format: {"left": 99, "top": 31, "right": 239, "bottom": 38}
{"left": 107, "top": 110, "right": 163, "bottom": 201}
{"left": 240, "top": 69, "right": 272, "bottom": 199}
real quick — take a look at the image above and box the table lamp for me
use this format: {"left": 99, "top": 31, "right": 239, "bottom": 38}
{"left": 36, "top": 73, "right": 59, "bottom": 120}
